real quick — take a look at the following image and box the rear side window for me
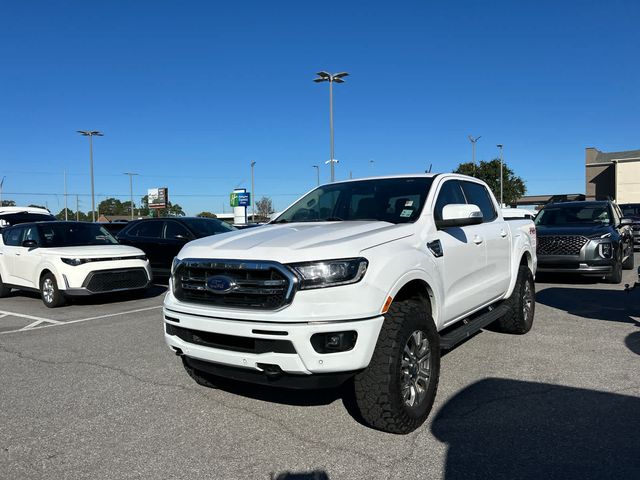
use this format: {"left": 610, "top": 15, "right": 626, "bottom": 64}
{"left": 2, "top": 227, "right": 24, "bottom": 246}
{"left": 164, "top": 221, "right": 191, "bottom": 239}
{"left": 434, "top": 180, "right": 466, "bottom": 222}
{"left": 126, "top": 220, "right": 163, "bottom": 238}
{"left": 461, "top": 181, "right": 498, "bottom": 222}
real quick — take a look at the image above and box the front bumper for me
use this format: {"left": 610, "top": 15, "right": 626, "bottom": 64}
{"left": 163, "top": 305, "right": 385, "bottom": 379}
{"left": 537, "top": 255, "right": 614, "bottom": 275}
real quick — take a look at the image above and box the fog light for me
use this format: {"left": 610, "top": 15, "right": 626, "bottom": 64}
{"left": 311, "top": 331, "right": 358, "bottom": 353}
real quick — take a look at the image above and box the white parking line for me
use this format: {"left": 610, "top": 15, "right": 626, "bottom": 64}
{"left": 0, "top": 306, "right": 162, "bottom": 335}
{"left": 0, "top": 310, "right": 63, "bottom": 331}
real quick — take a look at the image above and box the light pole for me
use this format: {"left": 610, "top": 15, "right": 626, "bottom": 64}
{"left": 497, "top": 144, "right": 504, "bottom": 207}
{"left": 250, "top": 161, "right": 256, "bottom": 222}
{"left": 468, "top": 135, "right": 481, "bottom": 175}
{"left": 312, "top": 165, "right": 320, "bottom": 186}
{"left": 0, "top": 176, "right": 5, "bottom": 205}
{"left": 77, "top": 130, "right": 103, "bottom": 222}
{"left": 314, "top": 71, "right": 349, "bottom": 182}
{"left": 123, "top": 172, "right": 139, "bottom": 220}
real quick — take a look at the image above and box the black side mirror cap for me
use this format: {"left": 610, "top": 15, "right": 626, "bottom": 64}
{"left": 22, "top": 240, "right": 38, "bottom": 248}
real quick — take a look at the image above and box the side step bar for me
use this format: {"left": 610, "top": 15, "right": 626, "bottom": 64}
{"left": 439, "top": 303, "right": 511, "bottom": 350}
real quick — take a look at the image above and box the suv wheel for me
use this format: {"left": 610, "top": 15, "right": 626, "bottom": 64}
{"left": 0, "top": 273, "right": 11, "bottom": 298}
{"left": 40, "top": 273, "right": 66, "bottom": 308}
{"left": 605, "top": 249, "right": 623, "bottom": 284}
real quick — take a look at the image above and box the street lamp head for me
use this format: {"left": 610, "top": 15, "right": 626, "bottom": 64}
{"left": 77, "top": 130, "right": 103, "bottom": 136}
{"left": 497, "top": 144, "right": 503, "bottom": 149}
{"left": 251, "top": 161, "right": 256, "bottom": 167}
{"left": 316, "top": 71, "right": 330, "bottom": 78}
{"left": 468, "top": 135, "right": 481, "bottom": 143}
{"left": 333, "top": 72, "right": 349, "bottom": 79}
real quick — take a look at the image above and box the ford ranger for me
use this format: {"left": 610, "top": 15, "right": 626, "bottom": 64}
{"left": 164, "top": 174, "right": 537, "bottom": 433}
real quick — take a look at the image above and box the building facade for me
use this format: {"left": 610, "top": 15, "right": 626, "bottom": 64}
{"left": 585, "top": 147, "right": 640, "bottom": 203}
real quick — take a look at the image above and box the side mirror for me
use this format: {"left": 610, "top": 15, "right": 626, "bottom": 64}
{"left": 437, "top": 204, "right": 483, "bottom": 229}
{"left": 22, "top": 239, "right": 38, "bottom": 249}
{"left": 174, "top": 234, "right": 190, "bottom": 240}
{"left": 620, "top": 218, "right": 633, "bottom": 226}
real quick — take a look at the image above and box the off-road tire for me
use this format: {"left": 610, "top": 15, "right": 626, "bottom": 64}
{"left": 40, "top": 272, "right": 66, "bottom": 308}
{"left": 182, "top": 357, "right": 218, "bottom": 389}
{"left": 353, "top": 301, "right": 440, "bottom": 434}
{"left": 494, "top": 266, "right": 535, "bottom": 334}
{"left": 606, "top": 253, "right": 623, "bottom": 284}
{"left": 0, "top": 273, "right": 11, "bottom": 298}
{"left": 622, "top": 247, "right": 635, "bottom": 270}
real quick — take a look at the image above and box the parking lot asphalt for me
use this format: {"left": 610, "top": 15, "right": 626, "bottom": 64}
{"left": 1, "top": 259, "right": 639, "bottom": 480}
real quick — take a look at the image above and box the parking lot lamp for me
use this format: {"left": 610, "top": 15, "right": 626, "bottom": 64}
{"left": 468, "top": 135, "right": 481, "bottom": 175}
{"left": 77, "top": 130, "right": 103, "bottom": 222}
{"left": 312, "top": 165, "right": 320, "bottom": 186}
{"left": 123, "top": 172, "right": 139, "bottom": 220}
{"left": 497, "top": 144, "right": 504, "bottom": 207}
{"left": 250, "top": 161, "right": 256, "bottom": 222}
{"left": 314, "top": 71, "right": 349, "bottom": 182}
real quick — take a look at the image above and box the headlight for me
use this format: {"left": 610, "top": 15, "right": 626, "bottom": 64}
{"left": 61, "top": 257, "right": 87, "bottom": 266}
{"left": 288, "top": 258, "right": 368, "bottom": 290}
{"left": 171, "top": 257, "right": 181, "bottom": 276}
{"left": 598, "top": 242, "right": 613, "bottom": 259}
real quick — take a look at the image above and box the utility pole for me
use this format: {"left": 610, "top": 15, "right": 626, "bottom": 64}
{"left": 123, "top": 172, "right": 139, "bottom": 220}
{"left": 497, "top": 144, "right": 504, "bottom": 207}
{"left": 312, "top": 165, "right": 320, "bottom": 186}
{"left": 314, "top": 71, "right": 349, "bottom": 182}
{"left": 76, "top": 195, "right": 79, "bottom": 221}
{"left": 64, "top": 170, "right": 68, "bottom": 220}
{"left": 250, "top": 161, "right": 256, "bottom": 222}
{"left": 0, "top": 176, "right": 5, "bottom": 205}
{"left": 77, "top": 130, "right": 103, "bottom": 222}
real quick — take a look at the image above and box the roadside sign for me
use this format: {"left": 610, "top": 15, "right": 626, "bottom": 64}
{"left": 230, "top": 192, "right": 251, "bottom": 207}
{"left": 148, "top": 187, "right": 168, "bottom": 209}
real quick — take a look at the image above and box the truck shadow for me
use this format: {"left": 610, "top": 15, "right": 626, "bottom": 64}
{"left": 431, "top": 378, "right": 640, "bottom": 479}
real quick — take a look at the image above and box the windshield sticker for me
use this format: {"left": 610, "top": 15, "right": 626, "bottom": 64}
{"left": 405, "top": 200, "right": 414, "bottom": 207}
{"left": 400, "top": 209, "right": 413, "bottom": 218}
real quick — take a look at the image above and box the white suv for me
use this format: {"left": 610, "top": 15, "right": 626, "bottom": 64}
{"left": 0, "top": 221, "right": 152, "bottom": 307}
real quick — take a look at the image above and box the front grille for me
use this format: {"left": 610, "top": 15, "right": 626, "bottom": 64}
{"left": 83, "top": 268, "right": 148, "bottom": 293}
{"left": 537, "top": 235, "right": 588, "bottom": 256}
{"left": 165, "top": 323, "right": 296, "bottom": 354}
{"left": 173, "top": 259, "right": 296, "bottom": 310}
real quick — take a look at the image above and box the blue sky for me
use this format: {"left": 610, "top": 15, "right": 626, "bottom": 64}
{"left": 1, "top": 0, "right": 639, "bottom": 215}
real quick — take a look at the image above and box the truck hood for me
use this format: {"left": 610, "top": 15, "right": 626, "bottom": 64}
{"left": 179, "top": 221, "right": 415, "bottom": 262}
{"left": 536, "top": 224, "right": 614, "bottom": 239}
{"left": 37, "top": 245, "right": 145, "bottom": 257}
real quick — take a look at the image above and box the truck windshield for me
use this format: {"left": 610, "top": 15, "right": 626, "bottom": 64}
{"left": 535, "top": 204, "right": 612, "bottom": 226}
{"left": 272, "top": 177, "right": 434, "bottom": 224}
{"left": 37, "top": 222, "right": 119, "bottom": 247}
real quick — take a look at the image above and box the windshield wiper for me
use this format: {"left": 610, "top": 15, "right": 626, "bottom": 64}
{"left": 271, "top": 219, "right": 289, "bottom": 224}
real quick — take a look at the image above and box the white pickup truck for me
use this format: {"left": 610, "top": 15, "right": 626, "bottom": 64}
{"left": 164, "top": 174, "right": 537, "bottom": 433}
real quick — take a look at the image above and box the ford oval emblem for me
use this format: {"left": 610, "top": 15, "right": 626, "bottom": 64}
{"left": 206, "top": 275, "right": 237, "bottom": 294}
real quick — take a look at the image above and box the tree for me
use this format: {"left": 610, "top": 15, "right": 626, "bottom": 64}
{"left": 256, "top": 196, "right": 274, "bottom": 221}
{"left": 196, "top": 211, "right": 217, "bottom": 218}
{"left": 98, "top": 198, "right": 128, "bottom": 216}
{"left": 453, "top": 159, "right": 526, "bottom": 206}
{"left": 1, "top": 200, "right": 16, "bottom": 207}
{"left": 56, "top": 208, "right": 74, "bottom": 220}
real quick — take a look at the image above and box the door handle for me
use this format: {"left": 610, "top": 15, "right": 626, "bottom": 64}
{"left": 500, "top": 230, "right": 508, "bottom": 238}
{"left": 473, "top": 235, "right": 483, "bottom": 245}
